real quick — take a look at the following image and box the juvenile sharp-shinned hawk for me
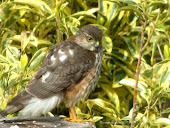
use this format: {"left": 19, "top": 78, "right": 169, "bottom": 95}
{"left": 0, "top": 25, "right": 103, "bottom": 122}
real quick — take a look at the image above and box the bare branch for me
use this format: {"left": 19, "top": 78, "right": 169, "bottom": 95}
{"left": 130, "top": 18, "right": 146, "bottom": 128}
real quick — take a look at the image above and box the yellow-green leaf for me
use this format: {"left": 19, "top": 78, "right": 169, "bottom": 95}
{"left": 14, "top": 0, "right": 52, "bottom": 14}
{"left": 20, "top": 54, "right": 28, "bottom": 71}
{"left": 103, "top": 36, "right": 113, "bottom": 53}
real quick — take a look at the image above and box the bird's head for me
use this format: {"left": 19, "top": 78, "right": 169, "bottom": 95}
{"left": 74, "top": 25, "right": 103, "bottom": 51}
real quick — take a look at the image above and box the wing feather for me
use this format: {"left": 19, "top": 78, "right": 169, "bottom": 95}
{"left": 26, "top": 41, "right": 96, "bottom": 99}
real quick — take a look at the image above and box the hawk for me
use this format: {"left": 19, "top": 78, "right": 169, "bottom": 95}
{"left": 0, "top": 25, "right": 103, "bottom": 122}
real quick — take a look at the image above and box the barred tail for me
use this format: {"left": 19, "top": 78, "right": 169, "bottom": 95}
{"left": 0, "top": 90, "right": 32, "bottom": 118}
{"left": 0, "top": 105, "right": 21, "bottom": 118}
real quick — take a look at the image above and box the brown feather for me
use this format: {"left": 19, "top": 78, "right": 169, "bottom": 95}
{"left": 26, "top": 41, "right": 96, "bottom": 99}
{"left": 0, "top": 90, "right": 32, "bottom": 117}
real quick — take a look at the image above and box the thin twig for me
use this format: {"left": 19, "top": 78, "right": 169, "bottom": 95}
{"left": 142, "top": 10, "right": 161, "bottom": 51}
{"left": 130, "top": 19, "right": 146, "bottom": 128}
{"left": 157, "top": 44, "right": 164, "bottom": 60}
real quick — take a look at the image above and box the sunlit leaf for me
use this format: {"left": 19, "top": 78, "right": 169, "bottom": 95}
{"left": 0, "top": 55, "right": 10, "bottom": 64}
{"left": 14, "top": 0, "right": 53, "bottom": 14}
{"left": 119, "top": 78, "right": 148, "bottom": 92}
{"left": 87, "top": 98, "right": 116, "bottom": 113}
{"left": 8, "top": 73, "right": 18, "bottom": 86}
{"left": 71, "top": 11, "right": 96, "bottom": 18}
{"left": 163, "top": 44, "right": 170, "bottom": 59}
{"left": 20, "top": 54, "right": 28, "bottom": 71}
{"left": 6, "top": 48, "right": 18, "bottom": 63}
{"left": 28, "top": 48, "right": 47, "bottom": 72}
{"left": 1, "top": 32, "right": 14, "bottom": 53}
{"left": 155, "top": 118, "right": 170, "bottom": 125}
{"left": 162, "top": 108, "right": 170, "bottom": 114}
{"left": 91, "top": 116, "right": 103, "bottom": 122}
{"left": 118, "top": 5, "right": 142, "bottom": 16}
{"left": 101, "top": 84, "right": 120, "bottom": 112}
{"left": 103, "top": 36, "right": 113, "bottom": 53}
{"left": 8, "top": 46, "right": 19, "bottom": 60}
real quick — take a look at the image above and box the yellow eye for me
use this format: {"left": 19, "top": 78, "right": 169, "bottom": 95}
{"left": 86, "top": 36, "right": 93, "bottom": 42}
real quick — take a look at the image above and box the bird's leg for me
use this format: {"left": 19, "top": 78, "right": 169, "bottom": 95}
{"left": 69, "top": 105, "right": 76, "bottom": 120}
{"left": 69, "top": 104, "right": 76, "bottom": 119}
{"left": 65, "top": 104, "right": 78, "bottom": 121}
{"left": 65, "top": 104, "right": 94, "bottom": 123}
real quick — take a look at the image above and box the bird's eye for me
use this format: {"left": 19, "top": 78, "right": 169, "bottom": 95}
{"left": 86, "top": 36, "right": 93, "bottom": 42}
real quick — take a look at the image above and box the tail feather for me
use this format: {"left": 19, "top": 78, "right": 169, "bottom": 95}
{"left": 0, "top": 90, "right": 63, "bottom": 118}
{"left": 0, "top": 105, "right": 22, "bottom": 118}
{"left": 0, "top": 90, "right": 32, "bottom": 118}
{"left": 0, "top": 109, "right": 8, "bottom": 118}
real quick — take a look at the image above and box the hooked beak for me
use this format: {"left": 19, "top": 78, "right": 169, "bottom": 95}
{"left": 95, "top": 41, "right": 100, "bottom": 48}
{"left": 94, "top": 41, "right": 101, "bottom": 52}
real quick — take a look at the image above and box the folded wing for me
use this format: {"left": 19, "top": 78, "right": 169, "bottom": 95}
{"left": 26, "top": 41, "right": 96, "bottom": 99}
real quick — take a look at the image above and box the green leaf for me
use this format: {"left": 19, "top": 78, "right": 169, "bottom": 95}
{"left": 10, "top": 34, "right": 39, "bottom": 50}
{"left": 162, "top": 108, "right": 170, "bottom": 114}
{"left": 101, "top": 84, "right": 120, "bottom": 112}
{"left": 28, "top": 48, "right": 47, "bottom": 72}
{"left": 122, "top": 36, "right": 136, "bottom": 55}
{"left": 112, "top": 58, "right": 135, "bottom": 78}
{"left": 91, "top": 116, "right": 103, "bottom": 122}
{"left": 6, "top": 47, "right": 18, "bottom": 63}
{"left": 14, "top": 0, "right": 53, "bottom": 14}
{"left": 8, "top": 73, "right": 18, "bottom": 86}
{"left": 0, "top": 55, "right": 10, "bottom": 64}
{"left": 118, "top": 5, "right": 142, "bottom": 16}
{"left": 163, "top": 44, "right": 170, "bottom": 59}
{"left": 37, "top": 39, "right": 53, "bottom": 46}
{"left": 160, "top": 66, "right": 170, "bottom": 87}
{"left": 116, "top": 0, "right": 139, "bottom": 5}
{"left": 1, "top": 32, "right": 13, "bottom": 53}
{"left": 59, "top": 2, "right": 69, "bottom": 12}
{"left": 103, "top": 36, "right": 113, "bottom": 53}
{"left": 107, "top": 2, "right": 118, "bottom": 21}
{"left": 155, "top": 118, "right": 170, "bottom": 125}
{"left": 151, "top": 87, "right": 163, "bottom": 100}
{"left": 8, "top": 46, "right": 19, "bottom": 60}
{"left": 112, "top": 68, "right": 126, "bottom": 87}
{"left": 87, "top": 98, "right": 116, "bottom": 113}
{"left": 153, "top": 60, "right": 170, "bottom": 88}
{"left": 71, "top": 11, "right": 96, "bottom": 18}
{"left": 5, "top": 10, "right": 21, "bottom": 28}
{"left": 77, "top": 113, "right": 91, "bottom": 120}
{"left": 112, "top": 48, "right": 133, "bottom": 63}
{"left": 9, "top": 35, "right": 22, "bottom": 42}
{"left": 20, "top": 54, "right": 28, "bottom": 71}
{"left": 119, "top": 78, "right": 148, "bottom": 92}
{"left": 150, "top": 1, "right": 168, "bottom": 7}
{"left": 121, "top": 115, "right": 132, "bottom": 121}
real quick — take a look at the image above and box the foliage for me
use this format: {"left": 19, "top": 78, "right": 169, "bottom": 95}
{"left": 0, "top": 0, "right": 170, "bottom": 127}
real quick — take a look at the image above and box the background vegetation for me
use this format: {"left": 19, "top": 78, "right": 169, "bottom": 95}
{"left": 0, "top": 0, "right": 169, "bottom": 127}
